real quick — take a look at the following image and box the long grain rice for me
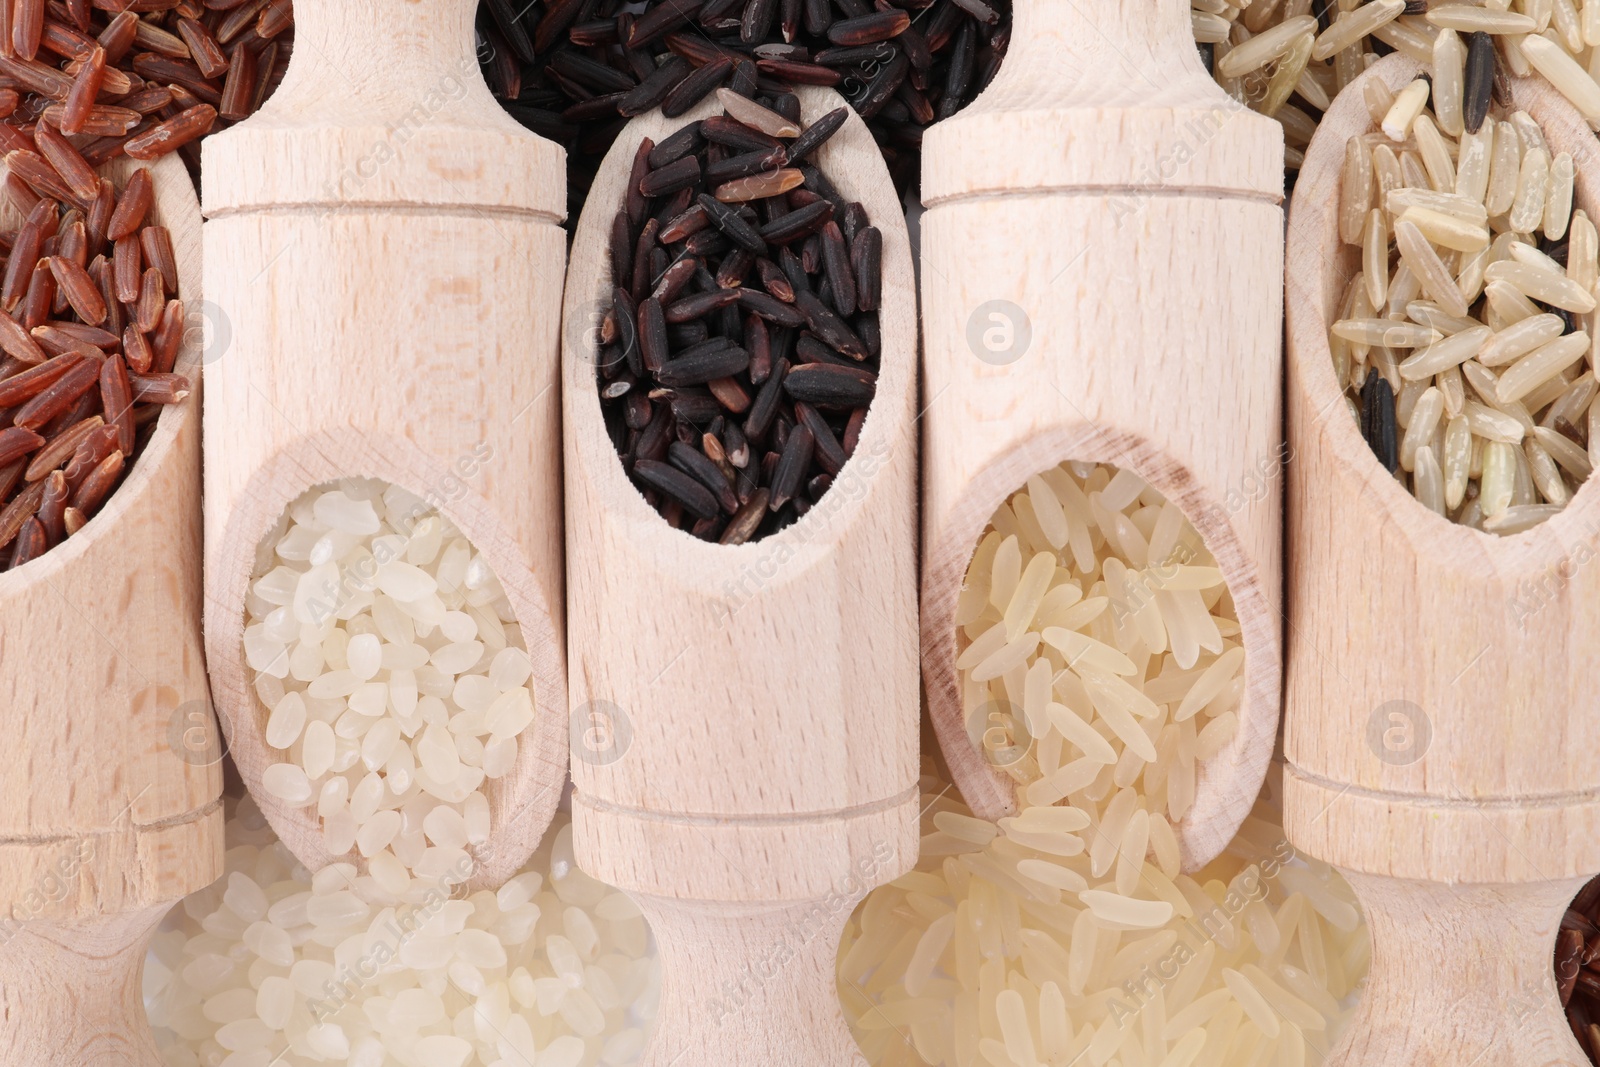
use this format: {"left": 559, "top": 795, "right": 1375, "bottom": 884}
{"left": 838, "top": 465, "right": 1368, "bottom": 1067}
{"left": 1328, "top": 76, "right": 1597, "bottom": 532}
{"left": 1426, "top": 5, "right": 1538, "bottom": 33}
{"left": 1434, "top": 28, "right": 1467, "bottom": 136}
{"left": 1313, "top": 0, "right": 1404, "bottom": 60}
{"left": 1522, "top": 33, "right": 1600, "bottom": 119}
{"left": 1218, "top": 15, "right": 1318, "bottom": 77}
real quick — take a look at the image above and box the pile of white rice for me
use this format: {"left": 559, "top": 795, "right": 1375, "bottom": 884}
{"left": 146, "top": 796, "right": 659, "bottom": 1067}
{"left": 155, "top": 464, "right": 1371, "bottom": 1065}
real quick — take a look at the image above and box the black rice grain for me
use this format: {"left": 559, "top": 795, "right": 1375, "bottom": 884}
{"left": 480, "top": 0, "right": 1012, "bottom": 216}
{"left": 634, "top": 458, "right": 721, "bottom": 519}
{"left": 1362, "top": 373, "right": 1399, "bottom": 474}
{"left": 641, "top": 154, "right": 704, "bottom": 197}
{"left": 599, "top": 102, "right": 884, "bottom": 542}
{"left": 1464, "top": 31, "right": 1494, "bottom": 135}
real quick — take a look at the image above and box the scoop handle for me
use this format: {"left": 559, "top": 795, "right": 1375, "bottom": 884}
{"left": 625, "top": 896, "right": 872, "bottom": 1067}
{"left": 986, "top": 0, "right": 1216, "bottom": 106}
{"left": 562, "top": 86, "right": 920, "bottom": 1065}
{"left": 1322, "top": 872, "right": 1586, "bottom": 1066}
{"left": 200, "top": 0, "right": 570, "bottom": 885}
{"left": 917, "top": 188, "right": 1287, "bottom": 871}
{"left": 0, "top": 906, "right": 171, "bottom": 1066}
{"left": 0, "top": 150, "right": 221, "bottom": 1066}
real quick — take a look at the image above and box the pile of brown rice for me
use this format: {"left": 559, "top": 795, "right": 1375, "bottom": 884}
{"left": 1330, "top": 77, "right": 1596, "bottom": 531}
{"left": 837, "top": 463, "right": 1369, "bottom": 1065}
{"left": 1205, "top": 0, "right": 1600, "bottom": 530}
{"left": 1197, "top": 0, "right": 1600, "bottom": 176}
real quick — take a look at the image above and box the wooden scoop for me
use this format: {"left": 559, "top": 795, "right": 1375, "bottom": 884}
{"left": 0, "top": 155, "right": 220, "bottom": 1066}
{"left": 1284, "top": 55, "right": 1600, "bottom": 1067}
{"left": 919, "top": 0, "right": 1287, "bottom": 870}
{"left": 200, "top": 0, "right": 569, "bottom": 889}
{"left": 563, "top": 88, "right": 919, "bottom": 1066}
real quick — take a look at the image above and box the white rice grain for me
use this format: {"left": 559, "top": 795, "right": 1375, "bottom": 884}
{"left": 148, "top": 798, "right": 659, "bottom": 1067}
{"left": 248, "top": 480, "right": 542, "bottom": 883}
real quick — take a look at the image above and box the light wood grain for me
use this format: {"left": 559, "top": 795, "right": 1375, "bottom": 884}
{"left": 1283, "top": 54, "right": 1600, "bottom": 1066}
{"left": 0, "top": 155, "right": 221, "bottom": 1065}
{"left": 200, "top": 0, "right": 570, "bottom": 889}
{"left": 563, "top": 89, "right": 919, "bottom": 1065}
{"left": 0, "top": 906, "right": 175, "bottom": 1066}
{"left": 919, "top": 0, "right": 1287, "bottom": 871}
{"left": 1331, "top": 873, "right": 1588, "bottom": 1067}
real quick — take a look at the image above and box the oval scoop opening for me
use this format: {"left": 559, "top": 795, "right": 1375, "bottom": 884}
{"left": 1302, "top": 55, "right": 1600, "bottom": 543}
{"left": 951, "top": 460, "right": 1251, "bottom": 856}
{"left": 923, "top": 428, "right": 1284, "bottom": 877}
{"left": 231, "top": 474, "right": 560, "bottom": 889}
{"left": 581, "top": 90, "right": 898, "bottom": 549}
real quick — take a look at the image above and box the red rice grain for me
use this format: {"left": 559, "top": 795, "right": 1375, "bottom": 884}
{"left": 0, "top": 152, "right": 191, "bottom": 568}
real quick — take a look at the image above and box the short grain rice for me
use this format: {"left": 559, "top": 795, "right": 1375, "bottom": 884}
{"left": 147, "top": 795, "right": 659, "bottom": 1067}
{"left": 244, "top": 479, "right": 539, "bottom": 875}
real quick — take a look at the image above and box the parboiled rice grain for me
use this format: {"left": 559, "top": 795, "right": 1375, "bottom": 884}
{"left": 839, "top": 465, "right": 1368, "bottom": 1066}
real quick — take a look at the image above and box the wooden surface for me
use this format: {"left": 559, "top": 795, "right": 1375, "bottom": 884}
{"left": 1283, "top": 55, "right": 1600, "bottom": 1066}
{"left": 919, "top": 0, "right": 1287, "bottom": 871}
{"left": 0, "top": 905, "right": 174, "bottom": 1066}
{"left": 200, "top": 0, "right": 569, "bottom": 889}
{"left": 1326, "top": 873, "right": 1588, "bottom": 1066}
{"left": 0, "top": 155, "right": 220, "bottom": 1064}
{"left": 563, "top": 88, "right": 919, "bottom": 1065}
{"left": 631, "top": 896, "right": 876, "bottom": 1067}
